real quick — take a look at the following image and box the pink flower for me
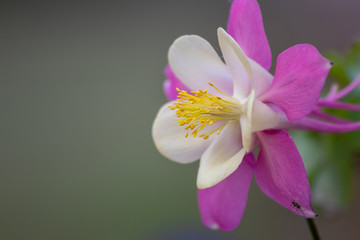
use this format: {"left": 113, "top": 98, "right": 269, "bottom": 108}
{"left": 153, "top": 0, "right": 360, "bottom": 231}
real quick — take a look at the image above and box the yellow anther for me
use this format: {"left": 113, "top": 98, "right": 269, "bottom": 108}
{"left": 170, "top": 84, "right": 242, "bottom": 140}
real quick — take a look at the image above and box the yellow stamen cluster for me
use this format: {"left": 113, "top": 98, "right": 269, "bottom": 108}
{"left": 169, "top": 83, "right": 242, "bottom": 139}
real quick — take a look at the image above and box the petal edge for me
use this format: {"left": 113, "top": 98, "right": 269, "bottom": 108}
{"left": 197, "top": 122, "right": 245, "bottom": 189}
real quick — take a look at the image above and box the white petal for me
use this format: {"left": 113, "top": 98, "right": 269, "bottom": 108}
{"left": 152, "top": 102, "right": 212, "bottom": 163}
{"left": 168, "top": 35, "right": 233, "bottom": 96}
{"left": 248, "top": 58, "right": 274, "bottom": 97}
{"left": 240, "top": 90, "right": 255, "bottom": 152}
{"left": 197, "top": 122, "right": 245, "bottom": 189}
{"left": 217, "top": 28, "right": 252, "bottom": 99}
{"left": 252, "top": 99, "right": 280, "bottom": 132}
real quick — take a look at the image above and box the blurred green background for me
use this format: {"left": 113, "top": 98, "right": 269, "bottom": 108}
{"left": 1, "top": 0, "right": 360, "bottom": 239}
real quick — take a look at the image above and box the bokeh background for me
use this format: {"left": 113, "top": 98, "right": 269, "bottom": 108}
{"left": 1, "top": 0, "right": 360, "bottom": 239}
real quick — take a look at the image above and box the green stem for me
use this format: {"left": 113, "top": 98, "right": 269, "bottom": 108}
{"left": 306, "top": 218, "right": 320, "bottom": 240}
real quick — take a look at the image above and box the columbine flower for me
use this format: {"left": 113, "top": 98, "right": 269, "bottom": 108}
{"left": 152, "top": 0, "right": 360, "bottom": 231}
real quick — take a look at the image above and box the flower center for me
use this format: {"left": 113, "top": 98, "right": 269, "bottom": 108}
{"left": 169, "top": 83, "right": 242, "bottom": 139}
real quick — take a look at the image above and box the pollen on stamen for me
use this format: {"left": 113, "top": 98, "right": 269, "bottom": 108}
{"left": 170, "top": 83, "right": 243, "bottom": 140}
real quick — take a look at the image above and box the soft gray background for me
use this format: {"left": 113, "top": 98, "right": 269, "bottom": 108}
{"left": 1, "top": 0, "right": 360, "bottom": 239}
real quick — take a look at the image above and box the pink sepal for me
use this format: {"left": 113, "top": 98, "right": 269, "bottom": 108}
{"left": 260, "top": 44, "right": 331, "bottom": 122}
{"left": 227, "top": 0, "right": 271, "bottom": 70}
{"left": 198, "top": 153, "right": 255, "bottom": 231}
{"left": 255, "top": 130, "right": 317, "bottom": 218}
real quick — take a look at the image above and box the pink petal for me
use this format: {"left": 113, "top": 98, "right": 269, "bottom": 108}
{"left": 260, "top": 44, "right": 332, "bottom": 122}
{"left": 255, "top": 130, "right": 317, "bottom": 218}
{"left": 163, "top": 65, "right": 190, "bottom": 101}
{"left": 227, "top": 0, "right": 271, "bottom": 70}
{"left": 198, "top": 153, "right": 255, "bottom": 231}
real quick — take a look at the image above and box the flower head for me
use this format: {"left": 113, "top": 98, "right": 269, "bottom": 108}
{"left": 152, "top": 0, "right": 360, "bottom": 231}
